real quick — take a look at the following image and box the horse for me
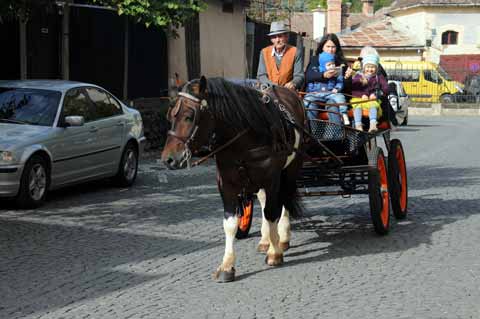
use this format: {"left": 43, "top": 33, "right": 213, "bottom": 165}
{"left": 161, "top": 76, "right": 306, "bottom": 282}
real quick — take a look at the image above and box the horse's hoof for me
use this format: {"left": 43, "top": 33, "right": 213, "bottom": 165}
{"left": 213, "top": 267, "right": 236, "bottom": 283}
{"left": 279, "top": 241, "right": 290, "bottom": 251}
{"left": 257, "top": 243, "right": 269, "bottom": 253}
{"left": 265, "top": 254, "right": 284, "bottom": 266}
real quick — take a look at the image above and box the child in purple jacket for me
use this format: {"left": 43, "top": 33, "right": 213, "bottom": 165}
{"left": 351, "top": 53, "right": 388, "bottom": 132}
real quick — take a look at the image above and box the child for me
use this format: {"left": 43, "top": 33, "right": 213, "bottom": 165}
{"left": 350, "top": 53, "right": 388, "bottom": 132}
{"left": 304, "top": 52, "right": 349, "bottom": 125}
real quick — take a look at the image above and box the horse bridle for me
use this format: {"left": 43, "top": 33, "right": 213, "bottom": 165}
{"left": 168, "top": 92, "right": 211, "bottom": 146}
{"left": 167, "top": 92, "right": 248, "bottom": 167}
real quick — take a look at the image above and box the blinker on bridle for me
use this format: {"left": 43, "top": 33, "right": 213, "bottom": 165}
{"left": 167, "top": 92, "right": 210, "bottom": 152}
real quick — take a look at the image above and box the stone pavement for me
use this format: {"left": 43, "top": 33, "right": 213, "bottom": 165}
{"left": 1, "top": 117, "right": 480, "bottom": 319}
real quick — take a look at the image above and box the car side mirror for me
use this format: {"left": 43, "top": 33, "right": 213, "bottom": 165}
{"left": 64, "top": 116, "right": 85, "bottom": 127}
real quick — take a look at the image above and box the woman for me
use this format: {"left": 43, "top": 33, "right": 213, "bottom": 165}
{"left": 304, "top": 33, "right": 353, "bottom": 124}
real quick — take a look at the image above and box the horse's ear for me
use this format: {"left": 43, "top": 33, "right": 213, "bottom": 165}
{"left": 199, "top": 76, "right": 207, "bottom": 96}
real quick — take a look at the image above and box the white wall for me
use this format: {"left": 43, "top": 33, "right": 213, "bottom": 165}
{"left": 391, "top": 9, "right": 427, "bottom": 43}
{"left": 313, "top": 9, "right": 326, "bottom": 41}
{"left": 391, "top": 6, "right": 480, "bottom": 63}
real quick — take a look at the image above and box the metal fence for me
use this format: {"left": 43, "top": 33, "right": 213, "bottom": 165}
{"left": 382, "top": 64, "right": 480, "bottom": 104}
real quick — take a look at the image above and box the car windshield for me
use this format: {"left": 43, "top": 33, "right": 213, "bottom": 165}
{"left": 0, "top": 87, "right": 61, "bottom": 126}
{"left": 437, "top": 66, "right": 452, "bottom": 81}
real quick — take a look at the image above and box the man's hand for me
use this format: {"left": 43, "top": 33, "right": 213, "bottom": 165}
{"left": 369, "top": 93, "right": 377, "bottom": 99}
{"left": 284, "top": 82, "right": 296, "bottom": 90}
{"left": 361, "top": 95, "right": 369, "bottom": 100}
{"left": 332, "top": 88, "right": 338, "bottom": 93}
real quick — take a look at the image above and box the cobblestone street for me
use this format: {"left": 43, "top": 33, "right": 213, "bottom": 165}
{"left": 1, "top": 117, "right": 480, "bottom": 319}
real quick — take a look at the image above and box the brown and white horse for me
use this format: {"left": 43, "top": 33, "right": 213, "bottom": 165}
{"left": 161, "top": 77, "right": 305, "bottom": 282}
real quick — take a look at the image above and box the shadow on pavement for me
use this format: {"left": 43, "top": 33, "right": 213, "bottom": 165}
{"left": 0, "top": 218, "right": 220, "bottom": 318}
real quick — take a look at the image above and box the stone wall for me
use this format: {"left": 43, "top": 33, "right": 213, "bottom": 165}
{"left": 130, "top": 97, "right": 171, "bottom": 150}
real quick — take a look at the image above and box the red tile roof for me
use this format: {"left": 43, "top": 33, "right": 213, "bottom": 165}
{"left": 389, "top": 0, "right": 480, "bottom": 12}
{"left": 338, "top": 18, "right": 423, "bottom": 48}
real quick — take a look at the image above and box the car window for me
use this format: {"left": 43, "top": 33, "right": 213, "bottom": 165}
{"left": 0, "top": 88, "right": 61, "bottom": 126}
{"left": 86, "top": 87, "right": 123, "bottom": 120}
{"left": 424, "top": 70, "right": 443, "bottom": 84}
{"left": 63, "top": 88, "right": 93, "bottom": 122}
{"left": 386, "top": 69, "right": 419, "bottom": 82}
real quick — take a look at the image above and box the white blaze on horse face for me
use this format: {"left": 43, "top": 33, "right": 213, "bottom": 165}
{"left": 283, "top": 129, "right": 300, "bottom": 169}
{"left": 278, "top": 206, "right": 291, "bottom": 244}
{"left": 222, "top": 216, "right": 238, "bottom": 269}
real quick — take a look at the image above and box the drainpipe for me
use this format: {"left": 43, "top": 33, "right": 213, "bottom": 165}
{"left": 61, "top": 0, "right": 71, "bottom": 80}
{"left": 19, "top": 17, "right": 27, "bottom": 79}
{"left": 123, "top": 16, "right": 129, "bottom": 100}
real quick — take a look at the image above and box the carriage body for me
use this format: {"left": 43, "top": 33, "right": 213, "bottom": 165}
{"left": 297, "top": 107, "right": 408, "bottom": 235}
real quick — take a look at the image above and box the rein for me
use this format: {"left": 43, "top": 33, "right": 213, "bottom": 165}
{"left": 191, "top": 129, "right": 249, "bottom": 167}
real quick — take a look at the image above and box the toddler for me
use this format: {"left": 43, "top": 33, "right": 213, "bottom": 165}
{"left": 350, "top": 53, "right": 388, "bottom": 132}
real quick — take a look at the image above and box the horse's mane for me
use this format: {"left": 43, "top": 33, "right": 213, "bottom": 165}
{"left": 184, "top": 77, "right": 287, "bottom": 140}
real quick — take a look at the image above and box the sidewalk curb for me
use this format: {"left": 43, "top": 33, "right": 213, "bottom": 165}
{"left": 409, "top": 103, "right": 480, "bottom": 116}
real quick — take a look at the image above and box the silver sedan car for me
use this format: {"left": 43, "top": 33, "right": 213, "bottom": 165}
{"left": 0, "top": 80, "right": 146, "bottom": 208}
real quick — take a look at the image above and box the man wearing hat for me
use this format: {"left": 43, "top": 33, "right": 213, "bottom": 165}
{"left": 257, "top": 21, "right": 304, "bottom": 90}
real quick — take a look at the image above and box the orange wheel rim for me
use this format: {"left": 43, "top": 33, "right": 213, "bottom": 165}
{"left": 378, "top": 154, "right": 389, "bottom": 227}
{"left": 396, "top": 146, "right": 407, "bottom": 211}
{"left": 239, "top": 201, "right": 253, "bottom": 231}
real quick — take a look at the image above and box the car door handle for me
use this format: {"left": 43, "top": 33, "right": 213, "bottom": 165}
{"left": 117, "top": 122, "right": 125, "bottom": 126}
{"left": 89, "top": 127, "right": 98, "bottom": 133}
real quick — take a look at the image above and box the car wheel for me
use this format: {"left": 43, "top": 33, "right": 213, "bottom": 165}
{"left": 115, "top": 142, "right": 138, "bottom": 187}
{"left": 440, "top": 94, "right": 453, "bottom": 103}
{"left": 401, "top": 112, "right": 408, "bottom": 126}
{"left": 16, "top": 155, "right": 49, "bottom": 209}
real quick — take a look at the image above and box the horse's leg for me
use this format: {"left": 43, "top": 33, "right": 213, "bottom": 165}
{"left": 213, "top": 179, "right": 239, "bottom": 282}
{"left": 278, "top": 206, "right": 291, "bottom": 251}
{"left": 262, "top": 183, "right": 284, "bottom": 266}
{"left": 278, "top": 155, "right": 304, "bottom": 251}
{"left": 256, "top": 189, "right": 270, "bottom": 253}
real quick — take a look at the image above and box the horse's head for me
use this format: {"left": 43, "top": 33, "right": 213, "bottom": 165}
{"left": 161, "top": 76, "right": 215, "bottom": 169}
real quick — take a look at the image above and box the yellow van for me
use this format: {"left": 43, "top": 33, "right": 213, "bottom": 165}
{"left": 381, "top": 61, "right": 463, "bottom": 103}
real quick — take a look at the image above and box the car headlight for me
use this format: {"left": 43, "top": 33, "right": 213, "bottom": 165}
{"left": 0, "top": 151, "right": 14, "bottom": 162}
{"left": 455, "top": 84, "right": 464, "bottom": 93}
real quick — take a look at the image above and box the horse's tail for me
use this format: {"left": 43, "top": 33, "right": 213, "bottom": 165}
{"left": 283, "top": 189, "right": 303, "bottom": 219}
{"left": 281, "top": 160, "right": 304, "bottom": 219}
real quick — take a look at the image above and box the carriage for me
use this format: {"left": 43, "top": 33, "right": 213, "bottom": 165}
{"left": 235, "top": 92, "right": 408, "bottom": 238}
{"left": 162, "top": 77, "right": 408, "bottom": 282}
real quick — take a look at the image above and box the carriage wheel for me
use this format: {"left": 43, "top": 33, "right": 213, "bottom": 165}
{"left": 368, "top": 148, "right": 390, "bottom": 235}
{"left": 236, "top": 197, "right": 254, "bottom": 239}
{"left": 388, "top": 139, "right": 408, "bottom": 219}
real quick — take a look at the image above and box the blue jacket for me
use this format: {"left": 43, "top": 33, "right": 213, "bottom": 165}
{"left": 305, "top": 55, "right": 344, "bottom": 93}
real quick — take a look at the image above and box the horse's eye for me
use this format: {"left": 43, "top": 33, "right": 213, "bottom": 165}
{"left": 185, "top": 116, "right": 194, "bottom": 122}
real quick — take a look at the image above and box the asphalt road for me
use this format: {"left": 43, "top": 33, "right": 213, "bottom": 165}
{"left": 1, "top": 116, "right": 480, "bottom": 319}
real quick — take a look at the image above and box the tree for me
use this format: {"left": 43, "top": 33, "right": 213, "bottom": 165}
{"left": 90, "top": 0, "right": 206, "bottom": 30}
{"left": 0, "top": 0, "right": 54, "bottom": 21}
{"left": 0, "top": 0, "right": 207, "bottom": 34}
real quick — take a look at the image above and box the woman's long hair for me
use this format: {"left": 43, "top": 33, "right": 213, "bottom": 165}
{"left": 315, "top": 33, "right": 347, "bottom": 65}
